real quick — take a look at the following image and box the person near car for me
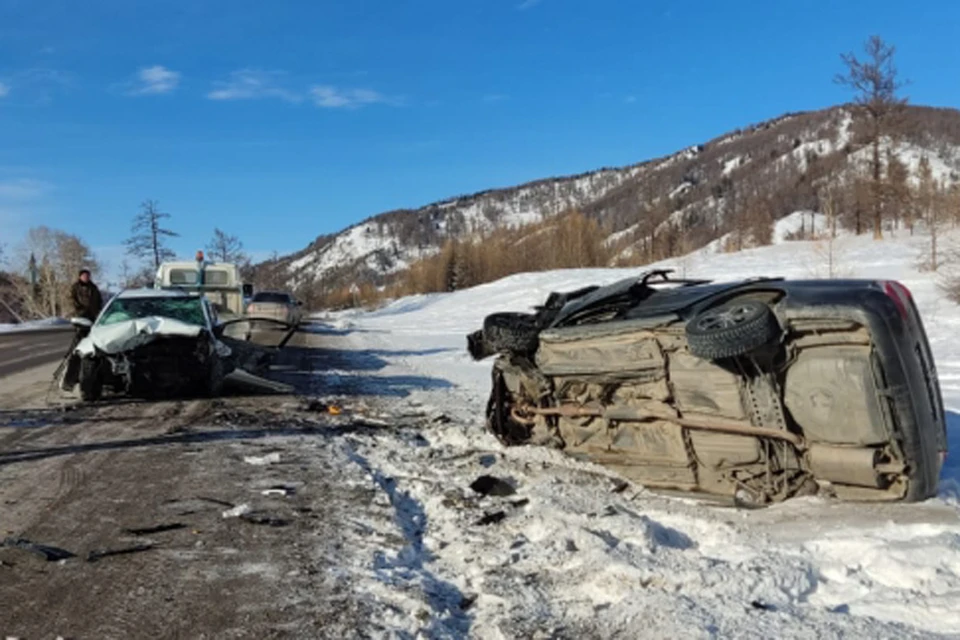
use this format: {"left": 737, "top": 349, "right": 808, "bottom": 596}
{"left": 59, "top": 268, "right": 104, "bottom": 391}
{"left": 70, "top": 268, "right": 103, "bottom": 328}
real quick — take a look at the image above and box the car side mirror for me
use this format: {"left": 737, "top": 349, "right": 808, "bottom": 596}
{"left": 70, "top": 317, "right": 93, "bottom": 328}
{"left": 242, "top": 283, "right": 254, "bottom": 297}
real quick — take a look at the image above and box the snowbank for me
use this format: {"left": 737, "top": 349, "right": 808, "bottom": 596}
{"left": 332, "top": 227, "right": 960, "bottom": 636}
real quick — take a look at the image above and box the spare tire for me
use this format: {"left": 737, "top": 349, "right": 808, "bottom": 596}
{"left": 685, "top": 299, "right": 780, "bottom": 360}
{"left": 483, "top": 312, "right": 540, "bottom": 355}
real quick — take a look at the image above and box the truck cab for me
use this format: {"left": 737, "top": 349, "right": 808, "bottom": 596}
{"left": 155, "top": 252, "right": 253, "bottom": 319}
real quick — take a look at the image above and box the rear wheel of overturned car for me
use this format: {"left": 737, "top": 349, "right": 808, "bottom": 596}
{"left": 483, "top": 312, "right": 540, "bottom": 355}
{"left": 685, "top": 299, "right": 781, "bottom": 360}
{"left": 79, "top": 357, "right": 104, "bottom": 402}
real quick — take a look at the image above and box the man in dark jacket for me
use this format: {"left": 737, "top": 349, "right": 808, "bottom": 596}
{"left": 59, "top": 269, "right": 104, "bottom": 391}
{"left": 70, "top": 268, "right": 103, "bottom": 323}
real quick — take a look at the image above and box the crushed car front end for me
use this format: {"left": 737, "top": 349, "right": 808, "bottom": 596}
{"left": 469, "top": 272, "right": 946, "bottom": 505}
{"left": 64, "top": 315, "right": 231, "bottom": 401}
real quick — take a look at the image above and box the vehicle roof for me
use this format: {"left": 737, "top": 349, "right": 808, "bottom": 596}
{"left": 115, "top": 288, "right": 201, "bottom": 299}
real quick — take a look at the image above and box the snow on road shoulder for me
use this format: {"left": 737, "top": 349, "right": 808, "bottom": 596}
{"left": 316, "top": 228, "right": 960, "bottom": 637}
{"left": 0, "top": 317, "right": 69, "bottom": 333}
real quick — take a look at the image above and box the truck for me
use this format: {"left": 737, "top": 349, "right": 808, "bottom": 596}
{"left": 154, "top": 251, "right": 253, "bottom": 319}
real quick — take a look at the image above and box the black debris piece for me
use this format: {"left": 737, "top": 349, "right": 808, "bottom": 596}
{"left": 510, "top": 498, "right": 530, "bottom": 509}
{"left": 750, "top": 600, "right": 777, "bottom": 612}
{"left": 432, "top": 414, "right": 452, "bottom": 424}
{"left": 2, "top": 537, "right": 75, "bottom": 562}
{"left": 87, "top": 544, "right": 155, "bottom": 563}
{"left": 475, "top": 511, "right": 507, "bottom": 526}
{"left": 470, "top": 475, "right": 516, "bottom": 497}
{"left": 460, "top": 594, "right": 479, "bottom": 610}
{"left": 124, "top": 523, "right": 187, "bottom": 536}
{"left": 262, "top": 485, "right": 297, "bottom": 497}
{"left": 478, "top": 454, "right": 497, "bottom": 468}
{"left": 304, "top": 399, "right": 328, "bottom": 412}
{"left": 239, "top": 512, "right": 290, "bottom": 527}
{"left": 612, "top": 480, "right": 630, "bottom": 493}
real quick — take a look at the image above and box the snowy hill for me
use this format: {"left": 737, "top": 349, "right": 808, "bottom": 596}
{"left": 315, "top": 228, "right": 960, "bottom": 637}
{"left": 267, "top": 104, "right": 960, "bottom": 298}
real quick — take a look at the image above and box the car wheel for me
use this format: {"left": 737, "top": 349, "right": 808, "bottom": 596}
{"left": 483, "top": 312, "right": 540, "bottom": 355}
{"left": 79, "top": 357, "right": 104, "bottom": 402}
{"left": 685, "top": 299, "right": 781, "bottom": 360}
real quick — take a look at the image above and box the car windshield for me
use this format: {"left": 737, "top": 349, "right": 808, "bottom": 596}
{"left": 98, "top": 296, "right": 207, "bottom": 327}
{"left": 252, "top": 292, "right": 291, "bottom": 304}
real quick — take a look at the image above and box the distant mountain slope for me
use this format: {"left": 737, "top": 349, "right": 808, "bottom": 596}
{"left": 259, "top": 104, "right": 960, "bottom": 299}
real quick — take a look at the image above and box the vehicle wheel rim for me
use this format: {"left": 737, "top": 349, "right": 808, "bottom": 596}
{"left": 697, "top": 304, "right": 756, "bottom": 331}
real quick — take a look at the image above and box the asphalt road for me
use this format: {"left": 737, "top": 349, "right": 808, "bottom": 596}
{"left": 0, "top": 327, "right": 74, "bottom": 380}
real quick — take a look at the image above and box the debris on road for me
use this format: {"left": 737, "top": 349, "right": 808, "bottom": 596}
{"left": 222, "top": 504, "right": 252, "bottom": 518}
{"left": 124, "top": 523, "right": 187, "bottom": 536}
{"left": 86, "top": 544, "right": 155, "bottom": 563}
{"left": 238, "top": 511, "right": 290, "bottom": 527}
{"left": 2, "top": 537, "right": 75, "bottom": 562}
{"left": 475, "top": 511, "right": 507, "bottom": 526}
{"left": 223, "top": 503, "right": 250, "bottom": 518}
{"left": 243, "top": 452, "right": 281, "bottom": 466}
{"left": 261, "top": 485, "right": 296, "bottom": 497}
{"left": 470, "top": 475, "right": 516, "bottom": 497}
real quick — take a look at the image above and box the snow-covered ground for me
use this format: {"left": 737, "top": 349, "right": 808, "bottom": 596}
{"left": 310, "top": 227, "right": 960, "bottom": 638}
{"left": 0, "top": 317, "right": 69, "bottom": 333}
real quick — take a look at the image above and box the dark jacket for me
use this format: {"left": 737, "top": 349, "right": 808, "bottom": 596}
{"left": 70, "top": 280, "right": 103, "bottom": 321}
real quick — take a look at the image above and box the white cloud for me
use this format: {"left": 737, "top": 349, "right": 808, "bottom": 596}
{"left": 0, "top": 178, "right": 51, "bottom": 201}
{"left": 517, "top": 0, "right": 543, "bottom": 9}
{"left": 310, "top": 85, "right": 398, "bottom": 109}
{"left": 207, "top": 69, "right": 302, "bottom": 102}
{"left": 128, "top": 65, "right": 180, "bottom": 95}
{"left": 0, "top": 81, "right": 8, "bottom": 98}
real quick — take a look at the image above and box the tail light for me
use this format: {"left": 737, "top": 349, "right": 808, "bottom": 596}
{"left": 882, "top": 280, "right": 913, "bottom": 320}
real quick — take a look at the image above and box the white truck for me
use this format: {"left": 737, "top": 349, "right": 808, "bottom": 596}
{"left": 154, "top": 251, "right": 253, "bottom": 319}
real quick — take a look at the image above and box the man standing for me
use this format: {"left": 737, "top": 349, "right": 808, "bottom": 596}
{"left": 70, "top": 268, "right": 103, "bottom": 323}
{"left": 59, "top": 268, "right": 103, "bottom": 392}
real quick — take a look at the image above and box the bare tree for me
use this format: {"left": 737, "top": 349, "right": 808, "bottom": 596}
{"left": 206, "top": 228, "right": 248, "bottom": 263}
{"left": 916, "top": 156, "right": 941, "bottom": 270}
{"left": 11, "top": 226, "right": 99, "bottom": 317}
{"left": 820, "top": 183, "right": 841, "bottom": 239}
{"left": 835, "top": 35, "right": 908, "bottom": 239}
{"left": 125, "top": 200, "right": 179, "bottom": 269}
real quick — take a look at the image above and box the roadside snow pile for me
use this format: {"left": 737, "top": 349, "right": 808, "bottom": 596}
{"left": 326, "top": 228, "right": 960, "bottom": 637}
{"left": 0, "top": 317, "right": 70, "bottom": 333}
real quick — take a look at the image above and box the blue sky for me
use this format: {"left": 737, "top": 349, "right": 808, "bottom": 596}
{"left": 2, "top": 0, "right": 959, "bottom": 281}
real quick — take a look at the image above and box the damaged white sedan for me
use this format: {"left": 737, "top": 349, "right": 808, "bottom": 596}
{"left": 60, "top": 289, "right": 293, "bottom": 401}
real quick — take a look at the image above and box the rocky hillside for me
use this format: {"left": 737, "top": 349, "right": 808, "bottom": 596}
{"left": 260, "top": 104, "right": 960, "bottom": 298}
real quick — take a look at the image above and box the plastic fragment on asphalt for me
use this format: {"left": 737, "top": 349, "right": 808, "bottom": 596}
{"left": 243, "top": 452, "right": 281, "bottom": 465}
{"left": 222, "top": 504, "right": 252, "bottom": 518}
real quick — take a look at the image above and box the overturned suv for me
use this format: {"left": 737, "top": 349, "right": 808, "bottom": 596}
{"left": 468, "top": 270, "right": 947, "bottom": 505}
{"left": 60, "top": 289, "right": 296, "bottom": 401}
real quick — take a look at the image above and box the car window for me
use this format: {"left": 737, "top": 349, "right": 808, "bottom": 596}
{"left": 251, "top": 292, "right": 291, "bottom": 304}
{"left": 98, "top": 297, "right": 207, "bottom": 327}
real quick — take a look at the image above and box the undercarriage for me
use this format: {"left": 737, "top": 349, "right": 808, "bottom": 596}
{"left": 487, "top": 316, "right": 911, "bottom": 505}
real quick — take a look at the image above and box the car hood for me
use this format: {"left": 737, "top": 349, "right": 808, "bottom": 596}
{"left": 75, "top": 316, "right": 215, "bottom": 357}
